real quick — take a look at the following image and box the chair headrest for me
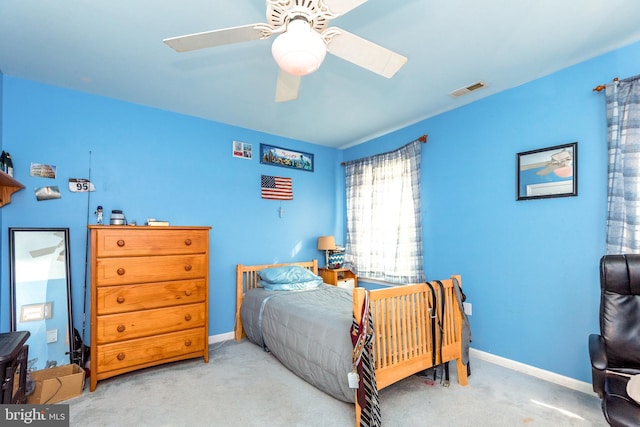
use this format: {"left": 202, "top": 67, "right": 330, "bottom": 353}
{"left": 601, "top": 254, "right": 640, "bottom": 295}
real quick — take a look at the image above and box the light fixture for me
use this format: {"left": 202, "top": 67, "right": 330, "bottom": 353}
{"left": 317, "top": 235, "right": 336, "bottom": 268}
{"left": 271, "top": 18, "right": 327, "bottom": 76}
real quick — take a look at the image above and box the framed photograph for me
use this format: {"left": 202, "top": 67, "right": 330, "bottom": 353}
{"left": 260, "top": 143, "right": 314, "bottom": 172}
{"left": 517, "top": 142, "right": 577, "bottom": 201}
{"left": 232, "top": 140, "right": 252, "bottom": 160}
{"left": 20, "top": 302, "right": 53, "bottom": 322}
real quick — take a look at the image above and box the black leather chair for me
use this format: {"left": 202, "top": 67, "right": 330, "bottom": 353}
{"left": 590, "top": 254, "right": 640, "bottom": 426}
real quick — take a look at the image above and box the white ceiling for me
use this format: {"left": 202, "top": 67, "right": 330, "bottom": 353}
{"left": 1, "top": 1, "right": 640, "bottom": 148}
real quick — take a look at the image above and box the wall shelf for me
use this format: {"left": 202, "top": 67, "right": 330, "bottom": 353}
{"left": 0, "top": 170, "right": 24, "bottom": 207}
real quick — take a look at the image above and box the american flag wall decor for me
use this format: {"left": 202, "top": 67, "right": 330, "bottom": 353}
{"left": 261, "top": 175, "right": 293, "bottom": 200}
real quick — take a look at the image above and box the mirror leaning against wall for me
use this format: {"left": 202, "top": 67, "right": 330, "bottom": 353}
{"left": 9, "top": 228, "right": 74, "bottom": 371}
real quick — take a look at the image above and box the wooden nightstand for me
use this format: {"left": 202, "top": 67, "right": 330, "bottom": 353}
{"left": 318, "top": 267, "right": 358, "bottom": 288}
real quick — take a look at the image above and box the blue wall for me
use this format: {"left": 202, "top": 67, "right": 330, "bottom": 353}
{"left": 2, "top": 40, "right": 639, "bottom": 385}
{"left": 345, "top": 40, "right": 640, "bottom": 383}
{"left": 0, "top": 78, "right": 341, "bottom": 338}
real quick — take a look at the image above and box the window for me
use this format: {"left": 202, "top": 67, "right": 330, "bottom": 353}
{"left": 344, "top": 139, "right": 425, "bottom": 284}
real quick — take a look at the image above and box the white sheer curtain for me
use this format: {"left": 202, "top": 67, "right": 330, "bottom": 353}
{"left": 344, "top": 139, "right": 424, "bottom": 284}
{"left": 605, "top": 75, "right": 640, "bottom": 253}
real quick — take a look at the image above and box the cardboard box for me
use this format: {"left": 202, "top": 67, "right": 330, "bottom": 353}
{"left": 27, "top": 364, "right": 85, "bottom": 404}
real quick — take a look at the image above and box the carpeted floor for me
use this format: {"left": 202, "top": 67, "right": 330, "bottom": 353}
{"left": 68, "top": 340, "right": 606, "bottom": 426}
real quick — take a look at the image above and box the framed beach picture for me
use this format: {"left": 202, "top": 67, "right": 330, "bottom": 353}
{"left": 516, "top": 142, "right": 577, "bottom": 201}
{"left": 260, "top": 143, "right": 314, "bottom": 172}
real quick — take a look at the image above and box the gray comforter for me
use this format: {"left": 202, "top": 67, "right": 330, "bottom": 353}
{"left": 240, "top": 284, "right": 355, "bottom": 403}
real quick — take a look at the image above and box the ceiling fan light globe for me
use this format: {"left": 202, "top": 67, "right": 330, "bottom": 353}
{"left": 553, "top": 165, "right": 573, "bottom": 178}
{"left": 271, "top": 20, "right": 327, "bottom": 76}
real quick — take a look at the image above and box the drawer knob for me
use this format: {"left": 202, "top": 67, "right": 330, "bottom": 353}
{"left": 184, "top": 289, "right": 193, "bottom": 296}
{"left": 117, "top": 353, "right": 126, "bottom": 361}
{"left": 117, "top": 239, "right": 125, "bottom": 247}
{"left": 185, "top": 339, "right": 192, "bottom": 347}
{"left": 184, "top": 239, "right": 192, "bottom": 246}
{"left": 116, "top": 296, "right": 125, "bottom": 304}
{"left": 184, "top": 264, "right": 192, "bottom": 271}
{"left": 117, "top": 324, "right": 126, "bottom": 333}
{"left": 117, "top": 268, "right": 125, "bottom": 276}
{"left": 184, "top": 314, "right": 192, "bottom": 321}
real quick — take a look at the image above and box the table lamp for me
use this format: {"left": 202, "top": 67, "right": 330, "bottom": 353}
{"left": 317, "top": 236, "right": 336, "bottom": 268}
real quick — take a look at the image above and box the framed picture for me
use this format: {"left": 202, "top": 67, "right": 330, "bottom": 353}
{"left": 20, "top": 302, "right": 53, "bottom": 322}
{"left": 516, "top": 142, "right": 577, "bottom": 201}
{"left": 260, "top": 143, "right": 314, "bottom": 172}
{"left": 232, "top": 140, "right": 252, "bottom": 160}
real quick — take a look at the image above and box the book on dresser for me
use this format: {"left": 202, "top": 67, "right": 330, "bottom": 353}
{"left": 146, "top": 220, "right": 170, "bottom": 226}
{"left": 87, "top": 225, "right": 211, "bottom": 391}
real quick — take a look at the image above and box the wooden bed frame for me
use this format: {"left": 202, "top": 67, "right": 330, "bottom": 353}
{"left": 234, "top": 260, "right": 468, "bottom": 424}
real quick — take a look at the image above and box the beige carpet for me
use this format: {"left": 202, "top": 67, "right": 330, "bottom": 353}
{"left": 68, "top": 339, "right": 606, "bottom": 426}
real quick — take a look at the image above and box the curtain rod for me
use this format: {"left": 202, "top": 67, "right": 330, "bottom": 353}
{"left": 593, "top": 77, "right": 619, "bottom": 92}
{"left": 340, "top": 134, "right": 427, "bottom": 166}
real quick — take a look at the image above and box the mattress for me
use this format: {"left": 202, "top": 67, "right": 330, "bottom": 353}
{"left": 240, "top": 284, "right": 355, "bottom": 403}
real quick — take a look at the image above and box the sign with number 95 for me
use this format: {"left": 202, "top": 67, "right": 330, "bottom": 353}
{"left": 68, "top": 178, "right": 95, "bottom": 192}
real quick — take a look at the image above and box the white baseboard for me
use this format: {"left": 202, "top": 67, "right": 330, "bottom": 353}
{"left": 470, "top": 348, "right": 594, "bottom": 395}
{"left": 209, "top": 332, "right": 234, "bottom": 344}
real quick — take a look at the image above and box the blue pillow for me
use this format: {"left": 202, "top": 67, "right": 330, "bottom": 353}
{"left": 258, "top": 266, "right": 323, "bottom": 290}
{"left": 260, "top": 279, "right": 323, "bottom": 291}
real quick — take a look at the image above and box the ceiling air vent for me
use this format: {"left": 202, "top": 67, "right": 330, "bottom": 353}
{"left": 449, "top": 81, "right": 486, "bottom": 97}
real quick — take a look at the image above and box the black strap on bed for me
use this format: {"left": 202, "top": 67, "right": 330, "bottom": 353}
{"left": 434, "top": 280, "right": 450, "bottom": 387}
{"left": 424, "top": 281, "right": 438, "bottom": 379}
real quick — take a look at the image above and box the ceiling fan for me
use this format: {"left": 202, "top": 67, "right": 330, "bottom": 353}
{"left": 535, "top": 149, "right": 573, "bottom": 177}
{"left": 163, "top": 0, "right": 408, "bottom": 102}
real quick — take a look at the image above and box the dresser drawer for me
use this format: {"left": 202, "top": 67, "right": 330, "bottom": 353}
{"left": 93, "top": 228, "right": 208, "bottom": 257}
{"left": 96, "top": 279, "right": 206, "bottom": 314}
{"left": 96, "top": 328, "right": 205, "bottom": 374}
{"left": 95, "top": 254, "right": 207, "bottom": 286}
{"left": 95, "top": 303, "right": 205, "bottom": 343}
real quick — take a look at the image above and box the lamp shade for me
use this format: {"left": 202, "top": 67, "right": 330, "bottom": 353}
{"left": 317, "top": 235, "right": 336, "bottom": 251}
{"left": 271, "top": 19, "right": 327, "bottom": 76}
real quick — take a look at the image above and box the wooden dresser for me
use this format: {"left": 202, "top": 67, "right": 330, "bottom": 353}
{"left": 88, "top": 225, "right": 211, "bottom": 391}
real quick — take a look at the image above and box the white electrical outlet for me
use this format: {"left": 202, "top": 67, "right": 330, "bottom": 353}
{"left": 46, "top": 329, "right": 58, "bottom": 343}
{"left": 463, "top": 302, "right": 472, "bottom": 316}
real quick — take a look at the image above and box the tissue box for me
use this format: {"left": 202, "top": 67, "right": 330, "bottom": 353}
{"left": 27, "top": 364, "right": 85, "bottom": 404}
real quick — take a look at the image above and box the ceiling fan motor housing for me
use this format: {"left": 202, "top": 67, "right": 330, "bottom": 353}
{"left": 266, "top": 0, "right": 330, "bottom": 33}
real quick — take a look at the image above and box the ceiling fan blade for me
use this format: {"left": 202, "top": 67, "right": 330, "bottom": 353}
{"left": 536, "top": 164, "right": 556, "bottom": 176}
{"left": 30, "top": 246, "right": 56, "bottom": 258}
{"left": 325, "top": 27, "right": 407, "bottom": 78}
{"left": 322, "top": 0, "right": 368, "bottom": 16}
{"left": 275, "top": 70, "right": 301, "bottom": 103}
{"left": 163, "top": 24, "right": 268, "bottom": 52}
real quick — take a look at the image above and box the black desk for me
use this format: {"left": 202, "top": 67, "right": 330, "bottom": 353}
{"left": 0, "top": 331, "right": 30, "bottom": 404}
